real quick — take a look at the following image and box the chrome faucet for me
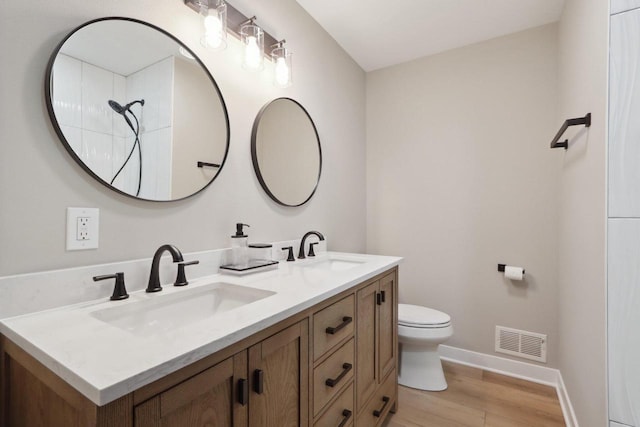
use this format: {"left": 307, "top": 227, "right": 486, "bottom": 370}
{"left": 147, "top": 244, "right": 184, "bottom": 292}
{"left": 298, "top": 231, "right": 325, "bottom": 259}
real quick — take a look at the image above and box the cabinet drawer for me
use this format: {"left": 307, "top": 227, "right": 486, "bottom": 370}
{"left": 314, "top": 295, "right": 355, "bottom": 360}
{"left": 357, "top": 369, "right": 396, "bottom": 427}
{"left": 314, "top": 383, "right": 354, "bottom": 427}
{"left": 314, "top": 338, "right": 355, "bottom": 415}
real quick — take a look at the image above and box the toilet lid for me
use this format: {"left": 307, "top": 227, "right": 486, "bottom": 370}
{"left": 398, "top": 304, "right": 451, "bottom": 327}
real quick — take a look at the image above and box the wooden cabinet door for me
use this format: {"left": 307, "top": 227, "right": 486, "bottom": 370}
{"left": 134, "top": 352, "right": 248, "bottom": 427}
{"left": 356, "top": 281, "right": 378, "bottom": 412}
{"left": 378, "top": 272, "right": 396, "bottom": 381}
{"left": 248, "top": 320, "right": 309, "bottom": 427}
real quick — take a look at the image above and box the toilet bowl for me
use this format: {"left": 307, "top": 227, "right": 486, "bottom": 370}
{"left": 398, "top": 304, "right": 453, "bottom": 391}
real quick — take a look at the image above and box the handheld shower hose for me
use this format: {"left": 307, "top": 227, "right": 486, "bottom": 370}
{"left": 108, "top": 99, "right": 144, "bottom": 196}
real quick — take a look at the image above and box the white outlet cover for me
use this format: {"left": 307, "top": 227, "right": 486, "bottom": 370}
{"left": 66, "top": 207, "right": 99, "bottom": 251}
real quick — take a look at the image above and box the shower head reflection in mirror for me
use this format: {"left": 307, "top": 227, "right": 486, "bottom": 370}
{"left": 108, "top": 99, "right": 145, "bottom": 196}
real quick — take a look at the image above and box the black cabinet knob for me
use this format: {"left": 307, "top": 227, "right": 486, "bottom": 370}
{"left": 325, "top": 363, "right": 352, "bottom": 388}
{"left": 338, "top": 409, "right": 352, "bottom": 427}
{"left": 373, "top": 396, "right": 390, "bottom": 417}
{"left": 325, "top": 316, "right": 353, "bottom": 335}
{"left": 253, "top": 369, "right": 264, "bottom": 394}
{"left": 237, "top": 378, "right": 248, "bottom": 405}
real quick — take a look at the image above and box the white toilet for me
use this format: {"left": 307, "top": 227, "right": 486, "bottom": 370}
{"left": 398, "top": 304, "right": 453, "bottom": 391}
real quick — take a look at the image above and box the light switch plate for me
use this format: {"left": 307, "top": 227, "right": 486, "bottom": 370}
{"left": 66, "top": 207, "right": 99, "bottom": 250}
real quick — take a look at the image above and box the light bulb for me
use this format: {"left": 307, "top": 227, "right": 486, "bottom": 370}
{"left": 200, "top": 1, "right": 226, "bottom": 50}
{"left": 275, "top": 57, "right": 290, "bottom": 87}
{"left": 203, "top": 14, "right": 222, "bottom": 48}
{"left": 244, "top": 36, "right": 261, "bottom": 69}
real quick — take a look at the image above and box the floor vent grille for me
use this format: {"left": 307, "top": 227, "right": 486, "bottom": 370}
{"left": 495, "top": 326, "right": 546, "bottom": 363}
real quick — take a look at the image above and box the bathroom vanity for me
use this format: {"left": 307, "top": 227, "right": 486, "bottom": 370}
{"left": 0, "top": 253, "right": 399, "bottom": 427}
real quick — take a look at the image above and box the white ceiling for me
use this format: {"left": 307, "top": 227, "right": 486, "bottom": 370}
{"left": 295, "top": 0, "right": 566, "bottom": 71}
{"left": 61, "top": 20, "right": 183, "bottom": 76}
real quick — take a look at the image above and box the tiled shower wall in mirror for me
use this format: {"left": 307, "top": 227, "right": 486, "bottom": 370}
{"left": 52, "top": 54, "right": 174, "bottom": 199}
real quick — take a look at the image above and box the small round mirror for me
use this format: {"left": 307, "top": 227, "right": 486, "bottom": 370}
{"left": 46, "top": 17, "right": 230, "bottom": 201}
{"left": 251, "top": 98, "right": 321, "bottom": 207}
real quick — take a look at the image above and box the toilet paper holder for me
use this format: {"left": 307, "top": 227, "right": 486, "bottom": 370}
{"left": 498, "top": 264, "right": 525, "bottom": 274}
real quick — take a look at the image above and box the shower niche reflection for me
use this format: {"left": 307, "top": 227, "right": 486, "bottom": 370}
{"left": 46, "top": 17, "right": 229, "bottom": 201}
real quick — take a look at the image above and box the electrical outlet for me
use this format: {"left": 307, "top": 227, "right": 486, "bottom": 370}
{"left": 77, "top": 217, "right": 90, "bottom": 240}
{"left": 67, "top": 208, "right": 99, "bottom": 250}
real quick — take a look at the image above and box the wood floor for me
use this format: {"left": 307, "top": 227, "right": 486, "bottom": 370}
{"left": 385, "top": 361, "right": 566, "bottom": 427}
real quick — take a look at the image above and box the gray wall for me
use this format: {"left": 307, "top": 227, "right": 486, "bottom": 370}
{"left": 0, "top": 0, "right": 367, "bottom": 276}
{"left": 171, "top": 56, "right": 227, "bottom": 200}
{"left": 557, "top": 0, "right": 608, "bottom": 425}
{"left": 366, "top": 24, "right": 561, "bottom": 366}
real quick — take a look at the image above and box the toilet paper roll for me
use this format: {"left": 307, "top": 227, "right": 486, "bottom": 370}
{"left": 504, "top": 266, "right": 524, "bottom": 281}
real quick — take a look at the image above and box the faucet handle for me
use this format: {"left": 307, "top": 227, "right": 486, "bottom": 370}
{"left": 308, "top": 242, "right": 320, "bottom": 257}
{"left": 174, "top": 260, "right": 199, "bottom": 287}
{"left": 93, "top": 272, "right": 129, "bottom": 301}
{"left": 282, "top": 246, "right": 295, "bottom": 262}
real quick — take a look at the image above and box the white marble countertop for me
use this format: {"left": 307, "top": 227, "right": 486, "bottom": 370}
{"left": 0, "top": 252, "right": 401, "bottom": 406}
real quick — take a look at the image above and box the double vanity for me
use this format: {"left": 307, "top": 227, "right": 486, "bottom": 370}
{"left": 0, "top": 12, "right": 400, "bottom": 427}
{"left": 0, "top": 251, "right": 400, "bottom": 427}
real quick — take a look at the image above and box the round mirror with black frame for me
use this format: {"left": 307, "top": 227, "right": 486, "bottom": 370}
{"left": 45, "top": 17, "right": 230, "bottom": 202}
{"left": 251, "top": 98, "right": 322, "bottom": 207}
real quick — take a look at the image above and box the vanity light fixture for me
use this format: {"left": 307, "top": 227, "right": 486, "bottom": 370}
{"left": 199, "top": 0, "right": 227, "bottom": 50}
{"left": 271, "top": 40, "right": 292, "bottom": 88}
{"left": 240, "top": 17, "right": 264, "bottom": 71}
{"left": 184, "top": 0, "right": 290, "bottom": 84}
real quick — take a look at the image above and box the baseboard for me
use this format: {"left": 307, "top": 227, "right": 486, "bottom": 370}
{"left": 438, "top": 345, "right": 578, "bottom": 426}
{"left": 556, "top": 371, "right": 579, "bottom": 427}
{"left": 439, "top": 344, "right": 558, "bottom": 386}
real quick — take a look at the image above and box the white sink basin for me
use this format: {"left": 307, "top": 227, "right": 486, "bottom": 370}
{"left": 90, "top": 283, "right": 275, "bottom": 336}
{"left": 300, "top": 255, "right": 366, "bottom": 272}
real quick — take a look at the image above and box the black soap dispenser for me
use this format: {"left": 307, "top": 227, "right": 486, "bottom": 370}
{"left": 231, "top": 223, "right": 250, "bottom": 266}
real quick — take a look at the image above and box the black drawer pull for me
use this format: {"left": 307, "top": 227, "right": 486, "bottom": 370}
{"left": 373, "top": 396, "right": 390, "bottom": 417}
{"left": 253, "top": 369, "right": 263, "bottom": 394}
{"left": 381, "top": 290, "right": 386, "bottom": 303}
{"left": 326, "top": 316, "right": 353, "bottom": 335}
{"left": 325, "top": 363, "right": 352, "bottom": 388}
{"left": 237, "top": 378, "right": 248, "bottom": 405}
{"left": 337, "top": 409, "right": 352, "bottom": 427}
